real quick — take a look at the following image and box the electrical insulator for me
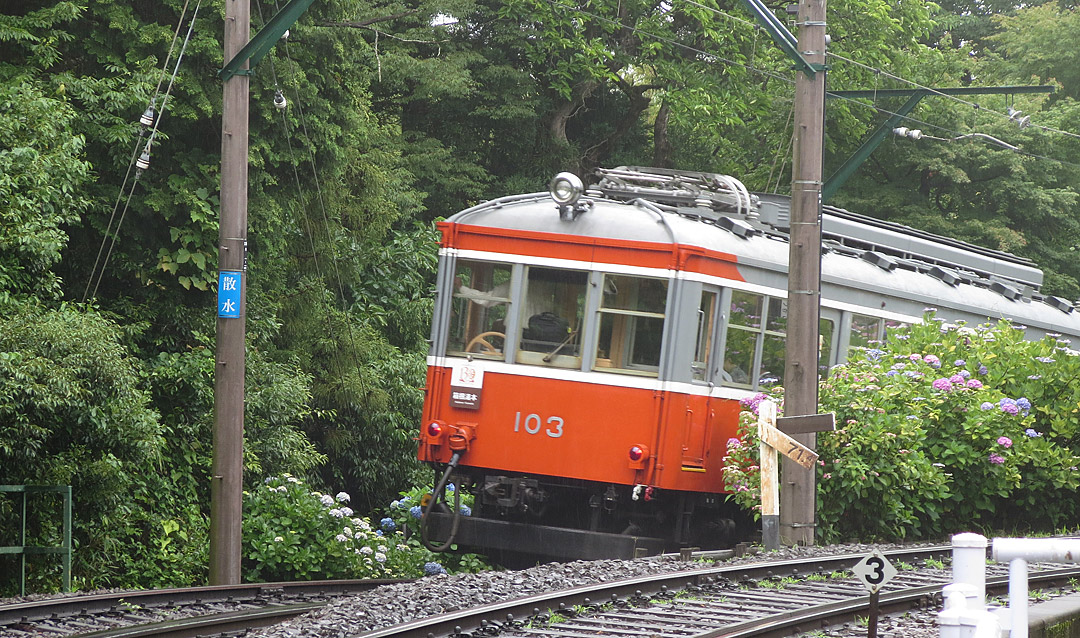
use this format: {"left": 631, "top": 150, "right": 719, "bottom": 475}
{"left": 273, "top": 90, "right": 287, "bottom": 110}
{"left": 136, "top": 149, "right": 151, "bottom": 171}
{"left": 140, "top": 103, "right": 155, "bottom": 127}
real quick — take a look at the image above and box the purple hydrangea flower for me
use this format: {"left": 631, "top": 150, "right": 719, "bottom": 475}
{"left": 954, "top": 359, "right": 966, "bottom": 367}
{"left": 909, "top": 353, "right": 922, "bottom": 362}
{"left": 978, "top": 365, "right": 988, "bottom": 375}
{"left": 1001, "top": 403, "right": 1019, "bottom": 415}
{"left": 949, "top": 374, "right": 965, "bottom": 385}
{"left": 932, "top": 378, "right": 953, "bottom": 391}
{"left": 924, "top": 354, "right": 941, "bottom": 368}
{"left": 980, "top": 402, "right": 994, "bottom": 410}
{"left": 988, "top": 453, "right": 1005, "bottom": 465}
{"left": 1025, "top": 428, "right": 1042, "bottom": 438}
{"left": 997, "top": 436, "right": 1012, "bottom": 448}
{"left": 959, "top": 370, "right": 971, "bottom": 379}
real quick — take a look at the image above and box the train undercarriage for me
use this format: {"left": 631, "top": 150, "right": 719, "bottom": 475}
{"left": 423, "top": 467, "right": 752, "bottom": 561}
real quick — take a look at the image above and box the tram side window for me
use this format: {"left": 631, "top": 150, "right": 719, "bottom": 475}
{"left": 515, "top": 267, "right": 588, "bottom": 369}
{"left": 722, "top": 291, "right": 787, "bottom": 387}
{"left": 848, "top": 313, "right": 884, "bottom": 358}
{"left": 722, "top": 291, "right": 761, "bottom": 385}
{"left": 448, "top": 260, "right": 512, "bottom": 359}
{"left": 819, "top": 318, "right": 836, "bottom": 376}
{"left": 594, "top": 275, "right": 667, "bottom": 376}
{"left": 692, "top": 290, "right": 718, "bottom": 382}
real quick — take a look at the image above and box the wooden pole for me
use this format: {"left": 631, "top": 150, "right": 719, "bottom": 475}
{"left": 781, "top": 0, "right": 827, "bottom": 547}
{"left": 210, "top": 0, "right": 249, "bottom": 585}
{"left": 758, "top": 401, "right": 779, "bottom": 550}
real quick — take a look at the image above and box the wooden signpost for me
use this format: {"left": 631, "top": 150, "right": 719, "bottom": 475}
{"left": 757, "top": 400, "right": 835, "bottom": 549}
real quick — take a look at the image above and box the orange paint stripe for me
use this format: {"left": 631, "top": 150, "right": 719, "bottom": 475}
{"left": 440, "top": 222, "right": 746, "bottom": 282}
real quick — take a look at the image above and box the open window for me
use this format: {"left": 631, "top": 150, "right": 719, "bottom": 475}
{"left": 691, "top": 289, "right": 718, "bottom": 382}
{"left": 448, "top": 260, "right": 512, "bottom": 359}
{"left": 593, "top": 274, "right": 668, "bottom": 376}
{"left": 515, "top": 266, "right": 588, "bottom": 369}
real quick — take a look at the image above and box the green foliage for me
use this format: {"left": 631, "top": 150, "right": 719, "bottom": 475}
{"left": 724, "top": 314, "right": 1080, "bottom": 542}
{"left": 243, "top": 475, "right": 473, "bottom": 580}
{"left": 0, "top": 78, "right": 90, "bottom": 305}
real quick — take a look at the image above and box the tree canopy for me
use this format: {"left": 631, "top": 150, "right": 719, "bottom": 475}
{"left": 2, "top": 0, "right": 1079, "bottom": 591}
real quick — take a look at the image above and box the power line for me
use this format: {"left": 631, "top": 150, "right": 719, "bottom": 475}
{"left": 83, "top": 0, "right": 203, "bottom": 303}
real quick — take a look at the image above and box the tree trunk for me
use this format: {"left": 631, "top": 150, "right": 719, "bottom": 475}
{"left": 653, "top": 99, "right": 673, "bottom": 168}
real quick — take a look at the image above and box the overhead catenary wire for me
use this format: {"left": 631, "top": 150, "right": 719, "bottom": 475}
{"left": 83, "top": 0, "right": 203, "bottom": 302}
{"left": 543, "top": 0, "right": 1080, "bottom": 171}
{"left": 264, "top": 0, "right": 373, "bottom": 405}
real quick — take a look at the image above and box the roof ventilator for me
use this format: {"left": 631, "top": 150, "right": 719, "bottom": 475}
{"left": 717, "top": 216, "right": 757, "bottom": 239}
{"left": 860, "top": 250, "right": 897, "bottom": 272}
{"left": 1046, "top": 296, "right": 1074, "bottom": 313}
{"left": 991, "top": 280, "right": 1022, "bottom": 301}
{"left": 929, "top": 265, "right": 961, "bottom": 287}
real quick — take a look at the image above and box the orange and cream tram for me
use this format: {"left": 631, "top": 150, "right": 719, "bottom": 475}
{"left": 416, "top": 167, "right": 1080, "bottom": 559}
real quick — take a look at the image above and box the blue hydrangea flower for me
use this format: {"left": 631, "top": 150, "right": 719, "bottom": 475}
{"left": 1016, "top": 397, "right": 1032, "bottom": 411}
{"left": 1025, "top": 428, "right": 1042, "bottom": 438}
{"left": 978, "top": 365, "right": 988, "bottom": 375}
{"left": 380, "top": 517, "right": 396, "bottom": 532}
{"left": 424, "top": 562, "right": 447, "bottom": 576}
{"left": 460, "top": 505, "right": 472, "bottom": 517}
{"left": 410, "top": 505, "right": 423, "bottom": 519}
{"left": 980, "top": 402, "right": 994, "bottom": 410}
{"left": 390, "top": 500, "right": 400, "bottom": 509}
{"left": 954, "top": 359, "right": 966, "bottom": 367}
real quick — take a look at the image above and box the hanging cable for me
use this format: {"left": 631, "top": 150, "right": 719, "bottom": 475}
{"left": 84, "top": 1, "right": 203, "bottom": 302}
{"left": 83, "top": 1, "right": 196, "bottom": 302}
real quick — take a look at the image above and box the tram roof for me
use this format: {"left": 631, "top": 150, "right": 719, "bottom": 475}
{"left": 445, "top": 189, "right": 1080, "bottom": 337}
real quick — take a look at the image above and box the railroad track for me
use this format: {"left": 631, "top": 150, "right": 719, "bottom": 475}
{"left": 4, "top": 546, "right": 1078, "bottom": 638}
{"left": 0, "top": 579, "right": 403, "bottom": 637}
{"left": 356, "top": 547, "right": 1079, "bottom": 638}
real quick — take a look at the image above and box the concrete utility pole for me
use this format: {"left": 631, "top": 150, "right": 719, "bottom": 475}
{"left": 210, "top": 0, "right": 250, "bottom": 585}
{"left": 780, "top": 0, "right": 826, "bottom": 547}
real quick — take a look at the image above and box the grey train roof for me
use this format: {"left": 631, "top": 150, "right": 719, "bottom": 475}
{"left": 446, "top": 170, "right": 1080, "bottom": 340}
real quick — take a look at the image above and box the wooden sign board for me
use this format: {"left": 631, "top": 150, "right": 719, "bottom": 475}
{"left": 759, "top": 422, "right": 818, "bottom": 470}
{"left": 776, "top": 413, "right": 835, "bottom": 435}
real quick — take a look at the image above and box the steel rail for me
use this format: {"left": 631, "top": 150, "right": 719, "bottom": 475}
{"left": 356, "top": 546, "right": 954, "bottom": 638}
{"left": 0, "top": 579, "right": 404, "bottom": 627}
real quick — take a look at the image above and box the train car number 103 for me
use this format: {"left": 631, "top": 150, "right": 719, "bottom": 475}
{"left": 513, "top": 412, "right": 565, "bottom": 438}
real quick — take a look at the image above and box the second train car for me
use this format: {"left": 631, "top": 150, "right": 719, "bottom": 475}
{"left": 416, "top": 166, "right": 1080, "bottom": 560}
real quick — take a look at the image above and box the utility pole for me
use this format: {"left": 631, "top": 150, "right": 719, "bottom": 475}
{"left": 781, "top": 0, "right": 827, "bottom": 547}
{"left": 210, "top": 0, "right": 250, "bottom": 585}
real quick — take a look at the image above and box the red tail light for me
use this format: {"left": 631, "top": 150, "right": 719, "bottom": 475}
{"left": 427, "top": 422, "right": 443, "bottom": 438}
{"left": 629, "top": 445, "right": 646, "bottom": 462}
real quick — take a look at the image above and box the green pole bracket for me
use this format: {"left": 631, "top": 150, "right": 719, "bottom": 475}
{"left": 738, "top": 0, "right": 817, "bottom": 77}
{"left": 219, "top": 0, "right": 317, "bottom": 81}
{"left": 823, "top": 84, "right": 1055, "bottom": 201}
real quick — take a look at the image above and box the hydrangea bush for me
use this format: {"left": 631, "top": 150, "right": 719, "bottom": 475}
{"left": 383, "top": 484, "right": 489, "bottom": 574}
{"left": 723, "top": 315, "right": 1080, "bottom": 542}
{"left": 244, "top": 475, "right": 427, "bottom": 580}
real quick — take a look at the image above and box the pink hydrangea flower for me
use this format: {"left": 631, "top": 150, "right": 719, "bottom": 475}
{"left": 997, "top": 436, "right": 1012, "bottom": 448}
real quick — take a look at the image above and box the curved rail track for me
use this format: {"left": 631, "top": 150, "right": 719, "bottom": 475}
{"left": 0, "top": 579, "right": 403, "bottom": 637}
{"left": 3, "top": 546, "right": 1078, "bottom": 638}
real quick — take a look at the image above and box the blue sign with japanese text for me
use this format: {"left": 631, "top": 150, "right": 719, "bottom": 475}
{"left": 218, "top": 270, "right": 242, "bottom": 318}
